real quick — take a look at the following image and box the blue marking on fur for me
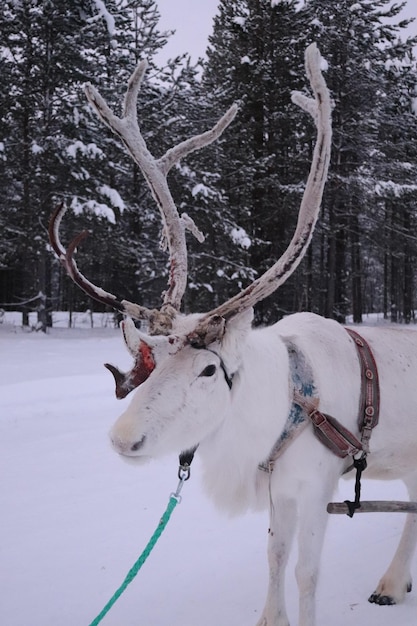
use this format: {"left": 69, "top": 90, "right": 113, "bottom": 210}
{"left": 259, "top": 341, "right": 317, "bottom": 471}
{"left": 276, "top": 346, "right": 316, "bottom": 434}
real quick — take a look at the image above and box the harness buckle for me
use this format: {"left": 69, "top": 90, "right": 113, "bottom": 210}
{"left": 361, "top": 426, "right": 372, "bottom": 453}
{"left": 178, "top": 463, "right": 191, "bottom": 481}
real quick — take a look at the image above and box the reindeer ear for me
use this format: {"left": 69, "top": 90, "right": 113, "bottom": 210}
{"left": 225, "top": 308, "right": 254, "bottom": 334}
{"left": 121, "top": 317, "right": 142, "bottom": 356}
{"left": 217, "top": 308, "right": 254, "bottom": 374}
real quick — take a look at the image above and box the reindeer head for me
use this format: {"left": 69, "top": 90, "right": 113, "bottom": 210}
{"left": 106, "top": 308, "right": 253, "bottom": 461}
{"left": 49, "top": 44, "right": 332, "bottom": 463}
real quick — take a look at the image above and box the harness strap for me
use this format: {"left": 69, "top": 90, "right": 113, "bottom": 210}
{"left": 306, "top": 405, "right": 364, "bottom": 459}
{"left": 345, "top": 328, "right": 380, "bottom": 452}
{"left": 260, "top": 327, "right": 380, "bottom": 472}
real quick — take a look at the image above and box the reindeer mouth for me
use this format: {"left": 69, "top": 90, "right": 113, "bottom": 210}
{"left": 116, "top": 436, "right": 151, "bottom": 466}
{"left": 119, "top": 454, "right": 151, "bottom": 467}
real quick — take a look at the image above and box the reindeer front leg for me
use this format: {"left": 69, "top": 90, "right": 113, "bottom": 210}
{"left": 295, "top": 485, "right": 333, "bottom": 626}
{"left": 256, "top": 497, "right": 297, "bottom": 626}
{"left": 257, "top": 455, "right": 339, "bottom": 626}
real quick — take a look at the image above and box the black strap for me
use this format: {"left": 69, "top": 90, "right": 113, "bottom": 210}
{"left": 219, "top": 361, "right": 234, "bottom": 390}
{"left": 204, "top": 347, "right": 234, "bottom": 389}
{"left": 176, "top": 348, "right": 234, "bottom": 476}
{"left": 344, "top": 455, "right": 367, "bottom": 517}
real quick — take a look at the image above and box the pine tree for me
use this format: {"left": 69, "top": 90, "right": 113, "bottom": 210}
{"left": 171, "top": 65, "right": 254, "bottom": 313}
{"left": 299, "top": 0, "right": 417, "bottom": 322}
{"left": 374, "top": 35, "right": 417, "bottom": 322}
{"left": 0, "top": 0, "right": 106, "bottom": 325}
{"left": 201, "top": 0, "right": 417, "bottom": 324}
{"left": 202, "top": 0, "right": 315, "bottom": 323}
{"left": 0, "top": 0, "right": 207, "bottom": 322}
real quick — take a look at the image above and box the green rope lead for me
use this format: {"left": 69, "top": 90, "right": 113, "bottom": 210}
{"left": 88, "top": 494, "right": 180, "bottom": 626}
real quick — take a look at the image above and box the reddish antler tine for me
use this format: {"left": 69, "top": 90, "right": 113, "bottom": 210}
{"left": 49, "top": 207, "right": 124, "bottom": 310}
{"left": 104, "top": 338, "right": 157, "bottom": 399}
{"left": 104, "top": 363, "right": 133, "bottom": 399}
{"left": 64, "top": 230, "right": 89, "bottom": 276}
{"left": 49, "top": 204, "right": 172, "bottom": 327}
{"left": 48, "top": 203, "right": 67, "bottom": 258}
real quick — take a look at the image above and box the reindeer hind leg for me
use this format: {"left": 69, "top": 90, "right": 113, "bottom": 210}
{"left": 369, "top": 471, "right": 417, "bottom": 605}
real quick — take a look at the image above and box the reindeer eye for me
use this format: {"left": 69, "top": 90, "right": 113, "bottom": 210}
{"left": 200, "top": 364, "right": 217, "bottom": 378}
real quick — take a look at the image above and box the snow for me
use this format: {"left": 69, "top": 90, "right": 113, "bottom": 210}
{"left": 375, "top": 180, "right": 417, "bottom": 197}
{"left": 310, "top": 18, "right": 323, "bottom": 29}
{"left": 85, "top": 200, "right": 116, "bottom": 224}
{"left": 91, "top": 0, "right": 115, "bottom": 38}
{"left": 191, "top": 182, "right": 210, "bottom": 197}
{"left": 1, "top": 319, "right": 417, "bottom": 626}
{"left": 99, "top": 184, "right": 126, "bottom": 212}
{"left": 68, "top": 196, "right": 117, "bottom": 224}
{"left": 271, "top": 0, "right": 305, "bottom": 7}
{"left": 31, "top": 141, "right": 43, "bottom": 154}
{"left": 66, "top": 141, "right": 104, "bottom": 160}
{"left": 231, "top": 226, "right": 251, "bottom": 249}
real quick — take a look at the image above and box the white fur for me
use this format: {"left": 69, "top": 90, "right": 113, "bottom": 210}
{"left": 110, "top": 311, "right": 417, "bottom": 626}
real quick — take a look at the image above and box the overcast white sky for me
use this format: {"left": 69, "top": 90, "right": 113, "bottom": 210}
{"left": 155, "top": 0, "right": 416, "bottom": 63}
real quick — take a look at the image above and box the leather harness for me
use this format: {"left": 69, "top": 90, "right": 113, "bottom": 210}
{"left": 180, "top": 327, "right": 380, "bottom": 486}
{"left": 345, "top": 328, "right": 380, "bottom": 452}
{"left": 259, "top": 327, "right": 380, "bottom": 472}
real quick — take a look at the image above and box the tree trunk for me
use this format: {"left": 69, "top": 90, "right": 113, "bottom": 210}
{"left": 350, "top": 213, "right": 362, "bottom": 324}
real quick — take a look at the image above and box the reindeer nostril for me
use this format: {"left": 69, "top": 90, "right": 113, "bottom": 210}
{"left": 131, "top": 436, "right": 146, "bottom": 452}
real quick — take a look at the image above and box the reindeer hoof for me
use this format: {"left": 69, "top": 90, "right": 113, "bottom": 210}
{"left": 369, "top": 576, "right": 412, "bottom": 605}
{"left": 368, "top": 593, "right": 396, "bottom": 605}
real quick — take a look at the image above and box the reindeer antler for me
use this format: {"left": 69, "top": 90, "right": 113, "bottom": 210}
{"left": 48, "top": 203, "right": 168, "bottom": 327}
{"left": 49, "top": 60, "right": 237, "bottom": 333}
{"left": 50, "top": 45, "right": 331, "bottom": 345}
{"left": 189, "top": 43, "right": 332, "bottom": 346}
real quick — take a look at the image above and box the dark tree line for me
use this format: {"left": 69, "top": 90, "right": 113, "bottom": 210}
{"left": 1, "top": 0, "right": 416, "bottom": 328}
{"left": 203, "top": 0, "right": 417, "bottom": 324}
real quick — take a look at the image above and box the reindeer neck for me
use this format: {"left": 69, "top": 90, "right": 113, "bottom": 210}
{"left": 197, "top": 326, "right": 292, "bottom": 514}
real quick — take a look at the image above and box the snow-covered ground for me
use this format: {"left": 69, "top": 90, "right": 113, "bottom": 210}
{"left": 1, "top": 318, "right": 417, "bottom": 626}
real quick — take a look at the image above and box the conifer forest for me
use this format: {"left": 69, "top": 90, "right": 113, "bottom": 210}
{"left": 1, "top": 0, "right": 417, "bottom": 328}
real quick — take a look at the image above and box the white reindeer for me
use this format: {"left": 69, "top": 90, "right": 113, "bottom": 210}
{"left": 50, "top": 45, "right": 417, "bottom": 626}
